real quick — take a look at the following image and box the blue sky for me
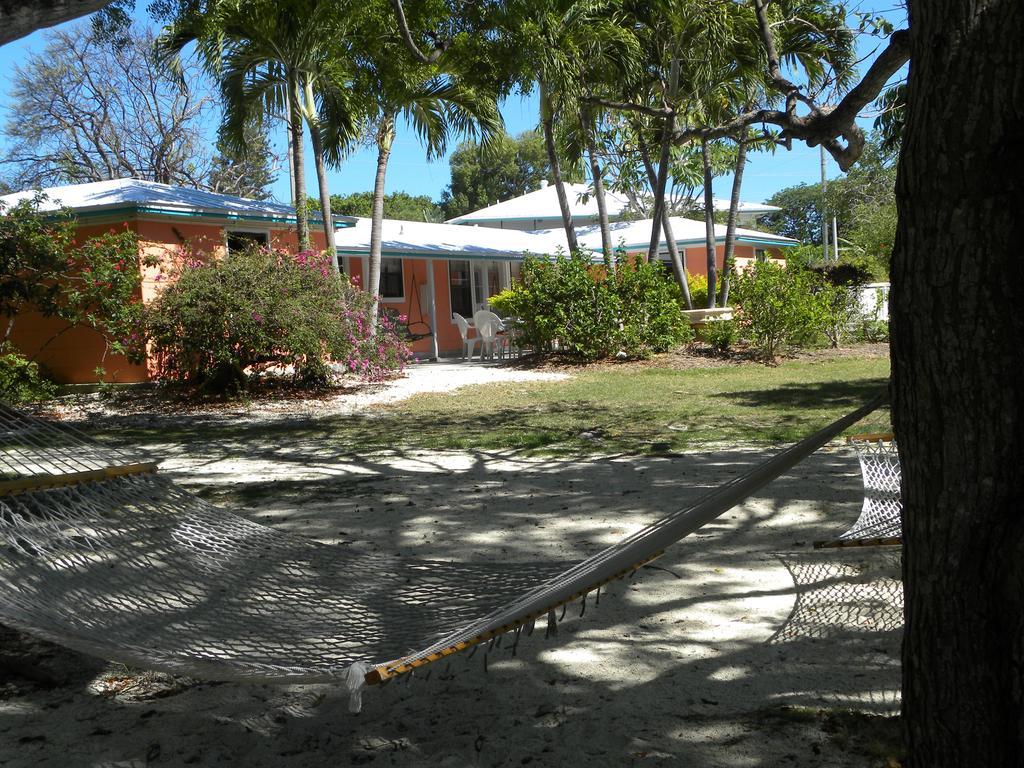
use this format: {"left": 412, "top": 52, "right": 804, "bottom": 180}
{"left": 0, "top": 3, "right": 906, "bottom": 210}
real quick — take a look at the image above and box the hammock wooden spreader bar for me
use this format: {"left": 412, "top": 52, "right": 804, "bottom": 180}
{"left": 368, "top": 392, "right": 888, "bottom": 685}
{"left": 0, "top": 462, "right": 158, "bottom": 497}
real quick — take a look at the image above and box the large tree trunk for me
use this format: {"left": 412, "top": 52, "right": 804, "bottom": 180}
{"left": 637, "top": 129, "right": 692, "bottom": 309}
{"left": 720, "top": 139, "right": 748, "bottom": 308}
{"left": 701, "top": 138, "right": 717, "bottom": 308}
{"left": 893, "top": 1, "right": 1024, "bottom": 765}
{"left": 288, "top": 77, "right": 310, "bottom": 250}
{"left": 368, "top": 116, "right": 395, "bottom": 330}
{"left": 580, "top": 106, "right": 612, "bottom": 268}
{"left": 540, "top": 84, "right": 578, "bottom": 253}
{"left": 0, "top": 0, "right": 114, "bottom": 45}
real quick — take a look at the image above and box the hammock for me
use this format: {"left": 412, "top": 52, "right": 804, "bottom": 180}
{"left": 815, "top": 432, "right": 901, "bottom": 548}
{"left": 0, "top": 395, "right": 884, "bottom": 710}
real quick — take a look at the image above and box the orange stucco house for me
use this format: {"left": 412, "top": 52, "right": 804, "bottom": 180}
{"left": 2, "top": 179, "right": 797, "bottom": 384}
{"left": 0, "top": 179, "right": 340, "bottom": 384}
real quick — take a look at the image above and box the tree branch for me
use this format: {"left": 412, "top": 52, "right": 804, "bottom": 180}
{"left": 585, "top": 96, "right": 673, "bottom": 119}
{"left": 673, "top": 27, "right": 910, "bottom": 170}
{"left": 389, "top": 0, "right": 447, "bottom": 64}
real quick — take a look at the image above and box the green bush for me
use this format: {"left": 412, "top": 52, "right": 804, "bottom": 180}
{"left": 813, "top": 281, "right": 862, "bottom": 348}
{"left": 702, "top": 318, "right": 738, "bottom": 353}
{"left": 0, "top": 346, "right": 56, "bottom": 403}
{"left": 613, "top": 258, "right": 693, "bottom": 356}
{"left": 145, "top": 247, "right": 410, "bottom": 395}
{"left": 731, "top": 262, "right": 823, "bottom": 359}
{"left": 495, "top": 252, "right": 690, "bottom": 360}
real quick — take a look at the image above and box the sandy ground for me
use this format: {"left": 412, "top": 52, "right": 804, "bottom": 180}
{"left": 0, "top": 363, "right": 902, "bottom": 767}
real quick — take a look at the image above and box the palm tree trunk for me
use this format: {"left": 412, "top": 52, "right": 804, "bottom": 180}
{"left": 368, "top": 116, "right": 395, "bottom": 329}
{"left": 720, "top": 139, "right": 748, "bottom": 307}
{"left": 637, "top": 127, "right": 692, "bottom": 309}
{"left": 648, "top": 57, "right": 680, "bottom": 266}
{"left": 540, "top": 84, "right": 578, "bottom": 252}
{"left": 702, "top": 137, "right": 717, "bottom": 309}
{"left": 288, "top": 75, "right": 310, "bottom": 250}
{"left": 304, "top": 82, "right": 338, "bottom": 274}
{"left": 580, "top": 105, "right": 612, "bottom": 268}
{"left": 647, "top": 112, "right": 676, "bottom": 265}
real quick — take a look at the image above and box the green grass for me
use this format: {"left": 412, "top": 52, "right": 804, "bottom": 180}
{"left": 103, "top": 355, "right": 889, "bottom": 459}
{"left": 386, "top": 356, "right": 890, "bottom": 455}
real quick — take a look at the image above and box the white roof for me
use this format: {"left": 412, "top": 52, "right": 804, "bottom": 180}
{"left": 446, "top": 182, "right": 629, "bottom": 225}
{"left": 445, "top": 181, "right": 780, "bottom": 225}
{"left": 333, "top": 214, "right": 794, "bottom": 262}
{"left": 0, "top": 178, "right": 310, "bottom": 224}
{"left": 581, "top": 216, "right": 797, "bottom": 251}
{"left": 333, "top": 218, "right": 558, "bottom": 261}
{"left": 530, "top": 216, "right": 796, "bottom": 254}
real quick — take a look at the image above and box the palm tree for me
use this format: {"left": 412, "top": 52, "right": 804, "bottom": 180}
{"left": 352, "top": 56, "right": 501, "bottom": 325}
{"left": 690, "top": 0, "right": 855, "bottom": 306}
{"left": 158, "top": 0, "right": 357, "bottom": 264}
{"left": 523, "top": 0, "right": 639, "bottom": 254}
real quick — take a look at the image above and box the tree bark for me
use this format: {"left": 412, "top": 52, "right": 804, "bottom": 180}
{"left": 0, "top": 0, "right": 114, "bottom": 46}
{"left": 720, "top": 139, "right": 748, "bottom": 308}
{"left": 647, "top": 112, "right": 674, "bottom": 265}
{"left": 701, "top": 138, "right": 717, "bottom": 308}
{"left": 580, "top": 106, "right": 612, "bottom": 268}
{"left": 893, "top": 1, "right": 1024, "bottom": 765}
{"left": 648, "top": 57, "right": 681, "bottom": 266}
{"left": 540, "top": 84, "right": 578, "bottom": 253}
{"left": 368, "top": 116, "right": 395, "bottom": 330}
{"left": 637, "top": 130, "right": 692, "bottom": 309}
{"left": 288, "top": 76, "right": 309, "bottom": 251}
{"left": 304, "top": 81, "right": 338, "bottom": 274}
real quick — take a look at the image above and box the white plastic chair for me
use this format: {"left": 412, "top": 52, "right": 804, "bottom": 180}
{"left": 473, "top": 310, "right": 508, "bottom": 361}
{"left": 453, "top": 313, "right": 479, "bottom": 360}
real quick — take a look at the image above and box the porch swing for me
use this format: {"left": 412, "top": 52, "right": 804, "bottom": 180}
{"left": 384, "top": 273, "right": 433, "bottom": 343}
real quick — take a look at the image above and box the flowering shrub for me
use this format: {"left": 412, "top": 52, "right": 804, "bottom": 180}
{"left": 0, "top": 195, "right": 146, "bottom": 381}
{"left": 144, "top": 246, "right": 409, "bottom": 395}
{"left": 488, "top": 251, "right": 691, "bottom": 360}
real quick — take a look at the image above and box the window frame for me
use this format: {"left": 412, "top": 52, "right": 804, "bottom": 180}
{"left": 380, "top": 257, "right": 405, "bottom": 302}
{"left": 225, "top": 228, "right": 270, "bottom": 254}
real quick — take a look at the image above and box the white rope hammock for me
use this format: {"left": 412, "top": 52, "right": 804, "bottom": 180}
{"left": 0, "top": 396, "right": 884, "bottom": 710}
{"left": 816, "top": 432, "right": 902, "bottom": 548}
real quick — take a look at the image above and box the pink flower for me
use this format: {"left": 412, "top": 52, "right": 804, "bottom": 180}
{"left": 252, "top": 312, "right": 263, "bottom": 324}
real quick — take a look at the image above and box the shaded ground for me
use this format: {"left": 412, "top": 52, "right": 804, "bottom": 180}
{"left": 1, "top": 438, "right": 902, "bottom": 766}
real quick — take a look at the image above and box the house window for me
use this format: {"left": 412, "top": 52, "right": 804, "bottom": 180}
{"left": 449, "top": 260, "right": 473, "bottom": 318}
{"left": 226, "top": 230, "right": 269, "bottom": 253}
{"left": 380, "top": 258, "right": 404, "bottom": 299}
{"left": 755, "top": 248, "right": 768, "bottom": 263}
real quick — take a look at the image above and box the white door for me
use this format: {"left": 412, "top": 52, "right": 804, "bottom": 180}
{"left": 472, "top": 261, "right": 506, "bottom": 312}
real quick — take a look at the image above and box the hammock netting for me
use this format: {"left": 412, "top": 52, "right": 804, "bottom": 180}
{"left": 0, "top": 396, "right": 894, "bottom": 700}
{"left": 816, "top": 425, "right": 902, "bottom": 547}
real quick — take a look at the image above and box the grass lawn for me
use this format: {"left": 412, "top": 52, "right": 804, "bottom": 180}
{"left": 97, "top": 349, "right": 889, "bottom": 458}
{"left": 384, "top": 354, "right": 891, "bottom": 455}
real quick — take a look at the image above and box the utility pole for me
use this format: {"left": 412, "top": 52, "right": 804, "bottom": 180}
{"left": 820, "top": 144, "right": 829, "bottom": 263}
